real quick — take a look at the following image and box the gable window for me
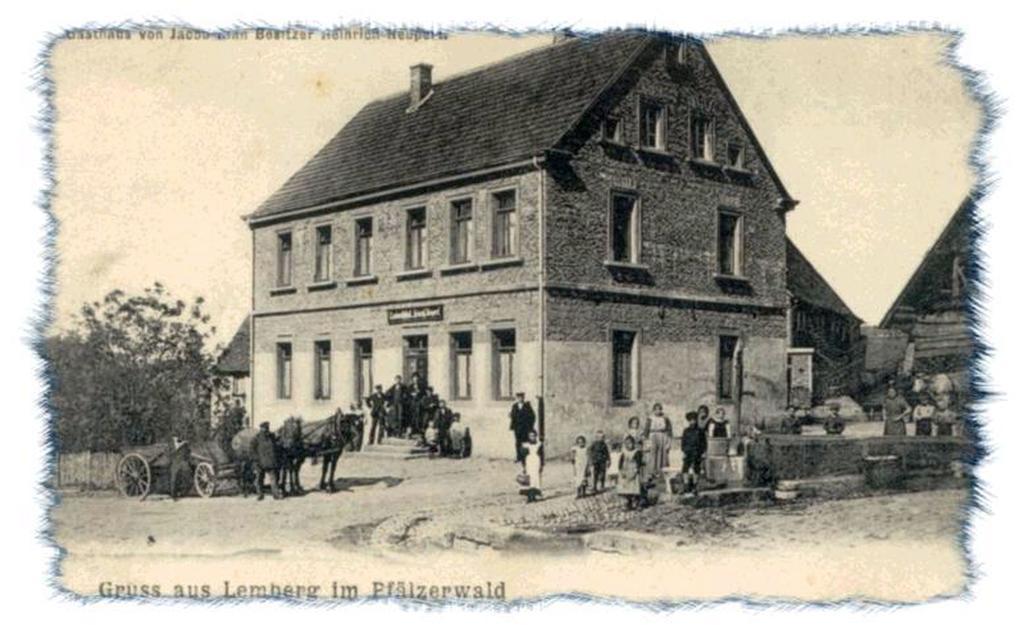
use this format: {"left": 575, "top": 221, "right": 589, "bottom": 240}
{"left": 727, "top": 141, "right": 746, "bottom": 169}
{"left": 612, "top": 330, "right": 638, "bottom": 402}
{"left": 354, "top": 217, "right": 373, "bottom": 276}
{"left": 276, "top": 342, "right": 292, "bottom": 400}
{"left": 276, "top": 232, "right": 293, "bottom": 287}
{"left": 690, "top": 115, "right": 715, "bottom": 161}
{"left": 406, "top": 207, "right": 427, "bottom": 270}
{"left": 639, "top": 100, "right": 666, "bottom": 150}
{"left": 492, "top": 329, "right": 516, "bottom": 400}
{"left": 314, "top": 340, "right": 331, "bottom": 400}
{"left": 718, "top": 335, "right": 739, "bottom": 401}
{"left": 717, "top": 211, "right": 744, "bottom": 277}
{"left": 451, "top": 331, "right": 473, "bottom": 400}
{"left": 450, "top": 198, "right": 473, "bottom": 264}
{"left": 610, "top": 191, "right": 640, "bottom": 264}
{"left": 602, "top": 116, "right": 622, "bottom": 143}
{"left": 314, "top": 225, "right": 332, "bottom": 282}
{"left": 491, "top": 190, "right": 518, "bottom": 259}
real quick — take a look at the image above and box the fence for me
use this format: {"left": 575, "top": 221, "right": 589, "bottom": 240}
{"left": 57, "top": 451, "right": 121, "bottom": 490}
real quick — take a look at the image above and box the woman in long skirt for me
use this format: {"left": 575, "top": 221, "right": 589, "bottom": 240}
{"left": 882, "top": 383, "right": 911, "bottom": 436}
{"left": 520, "top": 430, "right": 544, "bottom": 503}
{"left": 644, "top": 403, "right": 673, "bottom": 477}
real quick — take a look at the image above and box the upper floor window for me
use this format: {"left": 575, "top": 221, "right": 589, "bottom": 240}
{"left": 727, "top": 141, "right": 746, "bottom": 169}
{"left": 491, "top": 190, "right": 518, "bottom": 258}
{"left": 276, "top": 232, "right": 293, "bottom": 287}
{"left": 639, "top": 100, "right": 667, "bottom": 150}
{"left": 691, "top": 115, "right": 715, "bottom": 161}
{"left": 601, "top": 116, "right": 622, "bottom": 143}
{"left": 450, "top": 198, "right": 473, "bottom": 264}
{"left": 354, "top": 217, "right": 373, "bottom": 276}
{"left": 610, "top": 191, "right": 640, "bottom": 264}
{"left": 717, "top": 211, "right": 744, "bottom": 277}
{"left": 314, "top": 225, "right": 332, "bottom": 282}
{"left": 406, "top": 207, "right": 427, "bottom": 270}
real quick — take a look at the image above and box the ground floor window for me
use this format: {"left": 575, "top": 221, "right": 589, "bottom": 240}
{"left": 451, "top": 331, "right": 473, "bottom": 399}
{"left": 404, "top": 335, "right": 429, "bottom": 386}
{"left": 314, "top": 340, "right": 331, "bottom": 399}
{"left": 354, "top": 338, "right": 373, "bottom": 401}
{"left": 276, "top": 342, "right": 292, "bottom": 400}
{"left": 718, "top": 335, "right": 739, "bottom": 401}
{"left": 492, "top": 329, "right": 516, "bottom": 400}
{"left": 611, "top": 329, "right": 638, "bottom": 401}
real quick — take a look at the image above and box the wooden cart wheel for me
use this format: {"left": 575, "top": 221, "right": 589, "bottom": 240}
{"left": 193, "top": 461, "right": 217, "bottom": 498}
{"left": 116, "top": 452, "right": 151, "bottom": 499}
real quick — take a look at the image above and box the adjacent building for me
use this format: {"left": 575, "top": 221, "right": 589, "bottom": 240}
{"left": 785, "top": 239, "right": 863, "bottom": 407}
{"left": 878, "top": 197, "right": 974, "bottom": 383}
{"left": 246, "top": 32, "right": 798, "bottom": 456}
{"left": 214, "top": 315, "right": 252, "bottom": 424}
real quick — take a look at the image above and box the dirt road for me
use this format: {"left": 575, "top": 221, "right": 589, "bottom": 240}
{"left": 52, "top": 453, "right": 969, "bottom": 601}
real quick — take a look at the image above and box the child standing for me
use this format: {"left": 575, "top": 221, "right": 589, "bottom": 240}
{"left": 520, "top": 430, "right": 543, "bottom": 503}
{"left": 618, "top": 435, "right": 644, "bottom": 510}
{"left": 572, "top": 435, "right": 589, "bottom": 498}
{"left": 680, "top": 411, "right": 707, "bottom": 494}
{"left": 588, "top": 430, "right": 611, "bottom": 494}
{"left": 606, "top": 441, "right": 622, "bottom": 489}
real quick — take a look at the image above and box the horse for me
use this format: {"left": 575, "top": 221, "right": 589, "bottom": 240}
{"left": 276, "top": 416, "right": 306, "bottom": 495}
{"left": 298, "top": 409, "right": 363, "bottom": 492}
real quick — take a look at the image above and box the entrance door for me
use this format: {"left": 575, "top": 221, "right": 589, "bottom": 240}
{"left": 403, "top": 335, "right": 429, "bottom": 386}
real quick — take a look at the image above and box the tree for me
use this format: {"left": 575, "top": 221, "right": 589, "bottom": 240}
{"left": 49, "top": 283, "right": 225, "bottom": 453}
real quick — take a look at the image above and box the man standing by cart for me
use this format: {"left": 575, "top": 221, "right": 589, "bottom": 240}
{"left": 167, "top": 435, "right": 191, "bottom": 502}
{"left": 250, "top": 422, "right": 282, "bottom": 501}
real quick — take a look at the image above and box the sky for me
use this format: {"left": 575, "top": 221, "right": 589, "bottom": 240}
{"left": 50, "top": 29, "right": 980, "bottom": 346}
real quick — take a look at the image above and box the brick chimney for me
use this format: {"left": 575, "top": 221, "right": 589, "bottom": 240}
{"left": 409, "top": 63, "right": 433, "bottom": 109}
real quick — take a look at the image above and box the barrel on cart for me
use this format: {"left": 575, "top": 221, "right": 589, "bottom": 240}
{"left": 115, "top": 439, "right": 237, "bottom": 499}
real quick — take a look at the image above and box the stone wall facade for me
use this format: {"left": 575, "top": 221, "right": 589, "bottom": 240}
{"left": 249, "top": 39, "right": 793, "bottom": 459}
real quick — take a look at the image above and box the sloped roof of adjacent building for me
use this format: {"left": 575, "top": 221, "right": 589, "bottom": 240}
{"left": 880, "top": 197, "right": 973, "bottom": 329}
{"left": 787, "top": 238, "right": 861, "bottom": 322}
{"left": 215, "top": 315, "right": 250, "bottom": 375}
{"left": 250, "top": 31, "right": 792, "bottom": 222}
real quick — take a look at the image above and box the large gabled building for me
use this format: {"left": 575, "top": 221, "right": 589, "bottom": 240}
{"left": 245, "top": 32, "right": 797, "bottom": 456}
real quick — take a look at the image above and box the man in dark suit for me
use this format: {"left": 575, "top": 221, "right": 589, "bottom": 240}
{"left": 250, "top": 422, "right": 282, "bottom": 501}
{"left": 365, "top": 384, "right": 387, "bottom": 445}
{"left": 435, "top": 399, "right": 454, "bottom": 456}
{"left": 384, "top": 375, "right": 407, "bottom": 438}
{"left": 167, "top": 435, "right": 191, "bottom": 501}
{"left": 508, "top": 391, "right": 536, "bottom": 464}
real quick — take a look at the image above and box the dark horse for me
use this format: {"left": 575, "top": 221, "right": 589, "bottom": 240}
{"left": 277, "top": 410, "right": 363, "bottom": 494}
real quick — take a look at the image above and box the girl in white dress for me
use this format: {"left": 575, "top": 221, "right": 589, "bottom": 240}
{"left": 520, "top": 430, "right": 544, "bottom": 503}
{"left": 572, "top": 435, "right": 589, "bottom": 498}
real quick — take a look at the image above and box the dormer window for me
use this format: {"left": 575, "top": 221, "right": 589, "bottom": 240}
{"left": 639, "top": 100, "right": 666, "bottom": 151}
{"left": 602, "top": 116, "right": 622, "bottom": 143}
{"left": 727, "top": 141, "right": 746, "bottom": 169}
{"left": 690, "top": 114, "right": 715, "bottom": 161}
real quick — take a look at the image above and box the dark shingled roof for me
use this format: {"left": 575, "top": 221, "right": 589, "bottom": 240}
{"left": 215, "top": 316, "right": 250, "bottom": 375}
{"left": 787, "top": 239, "right": 861, "bottom": 322}
{"left": 251, "top": 33, "right": 651, "bottom": 219}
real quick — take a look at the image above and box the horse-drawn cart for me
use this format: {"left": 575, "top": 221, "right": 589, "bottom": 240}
{"left": 115, "top": 440, "right": 237, "bottom": 499}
